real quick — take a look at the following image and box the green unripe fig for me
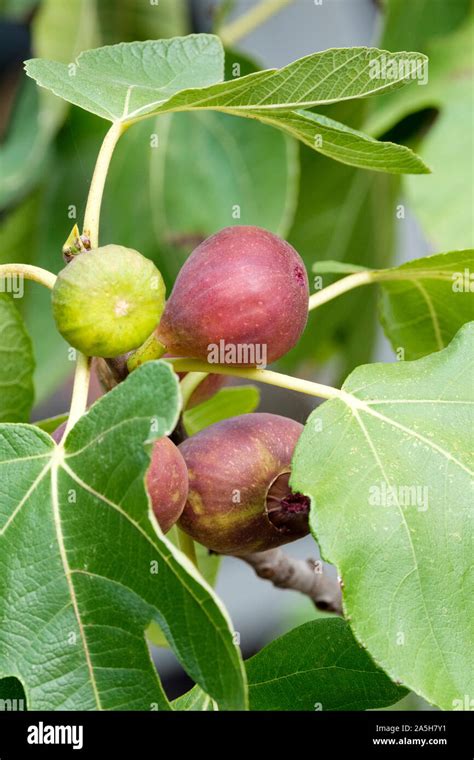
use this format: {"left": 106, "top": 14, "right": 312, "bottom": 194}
{"left": 52, "top": 245, "right": 165, "bottom": 358}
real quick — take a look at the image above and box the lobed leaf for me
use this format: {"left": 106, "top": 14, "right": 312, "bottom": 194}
{"left": 291, "top": 323, "right": 474, "bottom": 709}
{"left": 0, "top": 361, "right": 246, "bottom": 710}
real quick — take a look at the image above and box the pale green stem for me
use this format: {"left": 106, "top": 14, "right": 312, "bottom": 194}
{"left": 83, "top": 121, "right": 127, "bottom": 249}
{"left": 0, "top": 263, "right": 56, "bottom": 290}
{"left": 64, "top": 353, "right": 91, "bottom": 436}
{"left": 308, "top": 267, "right": 455, "bottom": 311}
{"left": 309, "top": 270, "right": 376, "bottom": 311}
{"left": 180, "top": 372, "right": 209, "bottom": 409}
{"left": 177, "top": 528, "right": 198, "bottom": 567}
{"left": 167, "top": 359, "right": 345, "bottom": 402}
{"left": 220, "top": 0, "right": 295, "bottom": 46}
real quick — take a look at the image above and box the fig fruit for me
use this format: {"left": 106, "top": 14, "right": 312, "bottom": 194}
{"left": 51, "top": 421, "right": 67, "bottom": 444}
{"left": 157, "top": 226, "right": 309, "bottom": 366}
{"left": 185, "top": 372, "right": 227, "bottom": 409}
{"left": 52, "top": 245, "right": 165, "bottom": 358}
{"left": 178, "top": 413, "right": 310, "bottom": 555}
{"left": 147, "top": 437, "right": 189, "bottom": 534}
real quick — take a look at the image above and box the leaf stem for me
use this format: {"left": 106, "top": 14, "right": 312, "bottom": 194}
{"left": 167, "top": 359, "right": 345, "bottom": 402}
{"left": 308, "top": 266, "right": 456, "bottom": 311}
{"left": 83, "top": 121, "right": 127, "bottom": 249}
{"left": 64, "top": 353, "right": 91, "bottom": 437}
{"left": 308, "top": 270, "right": 376, "bottom": 311}
{"left": 219, "top": 0, "right": 295, "bottom": 46}
{"left": 0, "top": 263, "right": 57, "bottom": 290}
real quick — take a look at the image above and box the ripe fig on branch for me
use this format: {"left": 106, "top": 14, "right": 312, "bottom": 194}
{"left": 178, "top": 413, "right": 310, "bottom": 555}
{"left": 147, "top": 437, "right": 189, "bottom": 534}
{"left": 52, "top": 245, "right": 165, "bottom": 358}
{"left": 157, "top": 226, "right": 309, "bottom": 366}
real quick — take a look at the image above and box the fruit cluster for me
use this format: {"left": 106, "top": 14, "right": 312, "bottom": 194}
{"left": 52, "top": 226, "right": 311, "bottom": 554}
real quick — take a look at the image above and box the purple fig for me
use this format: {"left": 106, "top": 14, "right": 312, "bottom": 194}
{"left": 147, "top": 437, "right": 189, "bottom": 534}
{"left": 178, "top": 413, "right": 310, "bottom": 555}
{"left": 51, "top": 421, "right": 67, "bottom": 444}
{"left": 157, "top": 226, "right": 309, "bottom": 366}
{"left": 185, "top": 373, "right": 227, "bottom": 409}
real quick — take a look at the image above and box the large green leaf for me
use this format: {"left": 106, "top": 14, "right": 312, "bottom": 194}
{"left": 0, "top": 361, "right": 246, "bottom": 710}
{"left": 291, "top": 323, "right": 474, "bottom": 709}
{"left": 25, "top": 38, "right": 428, "bottom": 174}
{"left": 0, "top": 297, "right": 34, "bottom": 423}
{"left": 246, "top": 619, "right": 407, "bottom": 711}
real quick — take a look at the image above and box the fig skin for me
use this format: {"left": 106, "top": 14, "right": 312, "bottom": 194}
{"left": 51, "top": 421, "right": 67, "bottom": 444}
{"left": 186, "top": 373, "right": 227, "bottom": 409}
{"left": 178, "top": 413, "right": 310, "bottom": 555}
{"left": 52, "top": 245, "right": 165, "bottom": 358}
{"left": 147, "top": 438, "right": 189, "bottom": 534}
{"left": 157, "top": 226, "right": 309, "bottom": 366}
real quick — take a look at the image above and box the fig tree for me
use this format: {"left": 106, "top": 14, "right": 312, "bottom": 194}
{"left": 52, "top": 245, "right": 165, "bottom": 358}
{"left": 157, "top": 226, "right": 309, "bottom": 366}
{"left": 178, "top": 413, "right": 310, "bottom": 555}
{"left": 147, "top": 437, "right": 189, "bottom": 534}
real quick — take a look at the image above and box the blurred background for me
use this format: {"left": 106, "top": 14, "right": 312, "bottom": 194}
{"left": 0, "top": 0, "right": 472, "bottom": 708}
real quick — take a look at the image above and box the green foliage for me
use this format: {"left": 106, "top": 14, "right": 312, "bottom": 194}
{"left": 25, "top": 37, "right": 427, "bottom": 173}
{"left": 0, "top": 14, "right": 471, "bottom": 714}
{"left": 292, "top": 323, "right": 474, "bottom": 709}
{"left": 378, "top": 250, "right": 474, "bottom": 358}
{"left": 0, "top": 297, "right": 34, "bottom": 422}
{"left": 246, "top": 619, "right": 407, "bottom": 711}
{"left": 0, "top": 362, "right": 246, "bottom": 710}
{"left": 313, "top": 250, "right": 474, "bottom": 359}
